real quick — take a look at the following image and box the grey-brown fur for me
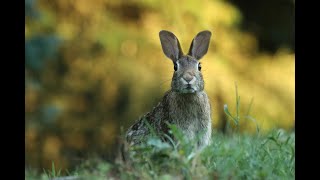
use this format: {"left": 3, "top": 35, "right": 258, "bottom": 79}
{"left": 126, "top": 30, "right": 212, "bottom": 148}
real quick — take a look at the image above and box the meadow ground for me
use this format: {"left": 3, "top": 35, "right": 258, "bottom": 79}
{"left": 25, "top": 128, "right": 295, "bottom": 180}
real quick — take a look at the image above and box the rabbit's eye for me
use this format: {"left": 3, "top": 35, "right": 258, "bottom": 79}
{"left": 198, "top": 63, "right": 202, "bottom": 71}
{"left": 174, "top": 63, "right": 178, "bottom": 71}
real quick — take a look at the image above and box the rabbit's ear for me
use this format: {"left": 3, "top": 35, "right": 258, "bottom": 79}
{"left": 188, "top": 31, "right": 211, "bottom": 60}
{"left": 159, "top": 30, "right": 183, "bottom": 62}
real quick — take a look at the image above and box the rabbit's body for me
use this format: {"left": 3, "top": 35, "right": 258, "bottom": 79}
{"left": 126, "top": 90, "right": 211, "bottom": 147}
{"left": 169, "top": 91, "right": 211, "bottom": 146}
{"left": 126, "top": 30, "right": 213, "bottom": 148}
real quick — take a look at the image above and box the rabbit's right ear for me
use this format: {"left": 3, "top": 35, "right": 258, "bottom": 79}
{"left": 159, "top": 30, "right": 183, "bottom": 62}
{"left": 188, "top": 31, "right": 211, "bottom": 60}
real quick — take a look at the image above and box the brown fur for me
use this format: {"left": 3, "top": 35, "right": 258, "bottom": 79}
{"left": 126, "top": 90, "right": 211, "bottom": 147}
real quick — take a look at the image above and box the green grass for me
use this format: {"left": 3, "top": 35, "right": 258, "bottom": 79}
{"left": 25, "top": 85, "right": 295, "bottom": 180}
{"left": 119, "top": 128, "right": 295, "bottom": 180}
{"left": 25, "top": 129, "right": 295, "bottom": 180}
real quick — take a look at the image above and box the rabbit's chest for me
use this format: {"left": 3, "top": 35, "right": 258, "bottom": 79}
{"left": 170, "top": 101, "right": 211, "bottom": 141}
{"left": 167, "top": 91, "right": 212, "bottom": 145}
{"left": 173, "top": 107, "right": 208, "bottom": 133}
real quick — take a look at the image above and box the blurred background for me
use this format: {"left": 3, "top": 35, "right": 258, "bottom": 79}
{"left": 25, "top": 0, "right": 295, "bottom": 171}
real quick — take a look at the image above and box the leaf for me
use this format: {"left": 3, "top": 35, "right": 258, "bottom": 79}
{"left": 224, "top": 104, "right": 238, "bottom": 125}
{"left": 51, "top": 161, "right": 56, "bottom": 177}
{"left": 245, "top": 98, "right": 254, "bottom": 116}
{"left": 167, "top": 123, "right": 185, "bottom": 142}
{"left": 187, "top": 152, "right": 196, "bottom": 161}
{"left": 147, "top": 138, "right": 171, "bottom": 150}
{"left": 245, "top": 115, "right": 260, "bottom": 133}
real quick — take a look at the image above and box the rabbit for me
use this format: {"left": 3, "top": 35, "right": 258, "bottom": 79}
{"left": 126, "top": 30, "right": 212, "bottom": 148}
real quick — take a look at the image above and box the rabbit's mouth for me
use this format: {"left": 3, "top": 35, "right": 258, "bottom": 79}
{"left": 181, "top": 85, "right": 197, "bottom": 93}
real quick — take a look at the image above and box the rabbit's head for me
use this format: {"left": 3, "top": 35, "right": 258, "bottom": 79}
{"left": 159, "top": 30, "right": 212, "bottom": 94}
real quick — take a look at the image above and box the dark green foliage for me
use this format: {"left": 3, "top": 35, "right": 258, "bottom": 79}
{"left": 25, "top": 35, "right": 61, "bottom": 71}
{"left": 25, "top": 0, "right": 39, "bottom": 18}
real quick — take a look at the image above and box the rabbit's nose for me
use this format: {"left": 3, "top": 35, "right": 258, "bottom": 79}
{"left": 182, "top": 74, "right": 196, "bottom": 84}
{"left": 183, "top": 75, "right": 193, "bottom": 82}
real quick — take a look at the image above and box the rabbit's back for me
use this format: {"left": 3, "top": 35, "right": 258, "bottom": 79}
{"left": 126, "top": 91, "right": 172, "bottom": 145}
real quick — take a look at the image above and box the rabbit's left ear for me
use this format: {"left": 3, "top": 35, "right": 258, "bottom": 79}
{"left": 188, "top": 31, "right": 212, "bottom": 60}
